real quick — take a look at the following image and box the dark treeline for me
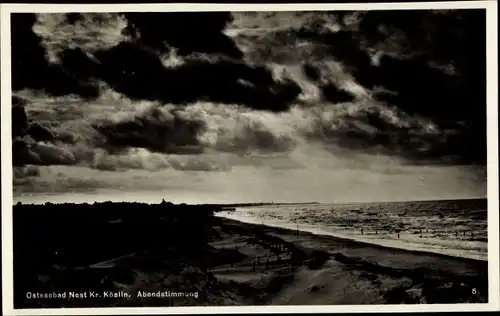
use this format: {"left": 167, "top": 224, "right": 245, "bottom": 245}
{"left": 14, "top": 201, "right": 222, "bottom": 267}
{"left": 13, "top": 201, "right": 226, "bottom": 306}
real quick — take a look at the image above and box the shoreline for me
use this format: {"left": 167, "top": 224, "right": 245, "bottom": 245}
{"left": 216, "top": 213, "right": 488, "bottom": 264}
{"left": 209, "top": 215, "right": 488, "bottom": 305}
{"left": 213, "top": 216, "right": 487, "bottom": 276}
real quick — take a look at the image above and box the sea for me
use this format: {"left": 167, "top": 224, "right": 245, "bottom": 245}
{"left": 216, "top": 199, "right": 488, "bottom": 261}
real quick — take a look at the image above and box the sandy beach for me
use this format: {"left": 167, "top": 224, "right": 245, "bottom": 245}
{"left": 207, "top": 216, "right": 487, "bottom": 305}
{"left": 13, "top": 202, "right": 487, "bottom": 308}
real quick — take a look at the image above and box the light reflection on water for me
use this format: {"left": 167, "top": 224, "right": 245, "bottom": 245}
{"left": 217, "top": 200, "right": 488, "bottom": 261}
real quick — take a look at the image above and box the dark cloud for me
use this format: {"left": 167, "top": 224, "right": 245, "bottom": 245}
{"left": 92, "top": 103, "right": 297, "bottom": 157}
{"left": 13, "top": 166, "right": 40, "bottom": 187}
{"left": 123, "top": 12, "right": 243, "bottom": 58}
{"left": 320, "top": 83, "right": 356, "bottom": 104}
{"left": 12, "top": 13, "right": 302, "bottom": 112}
{"left": 295, "top": 9, "right": 487, "bottom": 164}
{"left": 27, "top": 122, "right": 57, "bottom": 142}
{"left": 13, "top": 139, "right": 77, "bottom": 167}
{"left": 302, "top": 63, "right": 355, "bottom": 103}
{"left": 93, "top": 106, "right": 206, "bottom": 154}
{"left": 65, "top": 13, "right": 84, "bottom": 25}
{"left": 13, "top": 140, "right": 41, "bottom": 166}
{"left": 296, "top": 29, "right": 376, "bottom": 88}
{"left": 59, "top": 47, "right": 101, "bottom": 81}
{"left": 91, "top": 42, "right": 301, "bottom": 111}
{"left": 214, "top": 120, "right": 297, "bottom": 155}
{"left": 303, "top": 63, "right": 321, "bottom": 81}
{"left": 300, "top": 105, "right": 469, "bottom": 165}
{"left": 11, "top": 93, "right": 81, "bottom": 167}
{"left": 12, "top": 103, "right": 28, "bottom": 138}
{"left": 11, "top": 14, "right": 100, "bottom": 98}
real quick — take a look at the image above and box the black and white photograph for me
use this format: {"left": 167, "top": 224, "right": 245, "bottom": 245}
{"left": 1, "top": 1, "right": 499, "bottom": 314}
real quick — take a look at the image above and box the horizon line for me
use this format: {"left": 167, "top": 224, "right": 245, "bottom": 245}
{"left": 12, "top": 195, "right": 487, "bottom": 206}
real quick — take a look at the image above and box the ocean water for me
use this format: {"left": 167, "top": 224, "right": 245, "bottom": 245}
{"left": 217, "top": 199, "right": 488, "bottom": 261}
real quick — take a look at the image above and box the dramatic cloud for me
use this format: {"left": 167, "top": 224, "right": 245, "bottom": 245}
{"left": 10, "top": 10, "right": 487, "bottom": 201}
{"left": 93, "top": 105, "right": 206, "bottom": 154}
{"left": 34, "top": 13, "right": 129, "bottom": 63}
{"left": 11, "top": 14, "right": 100, "bottom": 98}
{"left": 123, "top": 12, "right": 243, "bottom": 58}
{"left": 16, "top": 12, "right": 301, "bottom": 111}
{"left": 91, "top": 42, "right": 301, "bottom": 110}
{"left": 290, "top": 9, "right": 486, "bottom": 163}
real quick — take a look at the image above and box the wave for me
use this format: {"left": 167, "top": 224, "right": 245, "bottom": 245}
{"left": 216, "top": 200, "right": 488, "bottom": 261}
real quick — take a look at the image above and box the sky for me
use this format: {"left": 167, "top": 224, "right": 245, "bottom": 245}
{"left": 10, "top": 10, "right": 488, "bottom": 204}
